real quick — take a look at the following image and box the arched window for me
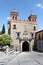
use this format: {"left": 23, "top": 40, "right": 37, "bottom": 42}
{"left": 32, "top": 19, "right": 34, "bottom": 21}
{"left": 33, "top": 26, "right": 36, "bottom": 30}
{"left": 13, "top": 25, "right": 16, "bottom": 29}
{"left": 15, "top": 17, "right": 17, "bottom": 20}
{"left": 12, "top": 16, "right": 14, "bottom": 19}
{"left": 35, "top": 19, "right": 36, "bottom": 21}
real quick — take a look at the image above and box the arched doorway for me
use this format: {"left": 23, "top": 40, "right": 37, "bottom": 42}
{"left": 22, "top": 41, "right": 29, "bottom": 52}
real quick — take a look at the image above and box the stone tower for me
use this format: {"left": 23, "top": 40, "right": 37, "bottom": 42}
{"left": 8, "top": 11, "right": 38, "bottom": 52}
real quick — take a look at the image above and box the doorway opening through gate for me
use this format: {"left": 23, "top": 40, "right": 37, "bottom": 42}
{"left": 22, "top": 41, "right": 29, "bottom": 52}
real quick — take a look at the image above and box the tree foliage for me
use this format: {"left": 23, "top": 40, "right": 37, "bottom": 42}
{"left": 1, "top": 24, "right": 5, "bottom": 34}
{"left": 0, "top": 35, "right": 4, "bottom": 46}
{"left": 0, "top": 34, "right": 12, "bottom": 46}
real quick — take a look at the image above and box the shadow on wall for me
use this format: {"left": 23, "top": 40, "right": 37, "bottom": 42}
{"left": 33, "top": 41, "right": 43, "bottom": 53}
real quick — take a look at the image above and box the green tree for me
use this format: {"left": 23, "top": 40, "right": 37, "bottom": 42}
{"left": 0, "top": 35, "right": 5, "bottom": 46}
{"left": 1, "top": 24, "right": 5, "bottom": 34}
{"left": 0, "top": 34, "right": 12, "bottom": 47}
{"left": 2, "top": 34, "right": 12, "bottom": 46}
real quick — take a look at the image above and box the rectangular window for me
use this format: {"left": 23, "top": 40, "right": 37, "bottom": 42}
{"left": 13, "top": 25, "right": 16, "bottom": 29}
{"left": 42, "top": 34, "right": 43, "bottom": 40}
{"left": 38, "top": 34, "right": 40, "bottom": 40}
{"left": 42, "top": 42, "right": 43, "bottom": 48}
{"left": 39, "top": 42, "right": 41, "bottom": 48}
{"left": 16, "top": 32, "right": 20, "bottom": 39}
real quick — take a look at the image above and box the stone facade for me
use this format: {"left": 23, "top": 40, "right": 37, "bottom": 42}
{"left": 35, "top": 30, "right": 43, "bottom": 52}
{"left": 8, "top": 11, "right": 38, "bottom": 51}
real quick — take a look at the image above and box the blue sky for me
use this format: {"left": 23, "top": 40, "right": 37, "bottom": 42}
{"left": 0, "top": 0, "right": 43, "bottom": 33}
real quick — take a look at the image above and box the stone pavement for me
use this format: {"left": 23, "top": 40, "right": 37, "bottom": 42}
{"left": 7, "top": 51, "right": 43, "bottom": 65}
{"left": 0, "top": 51, "right": 43, "bottom": 65}
{"left": 0, "top": 51, "right": 20, "bottom": 65}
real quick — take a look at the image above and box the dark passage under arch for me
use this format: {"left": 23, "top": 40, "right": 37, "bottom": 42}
{"left": 22, "top": 41, "right": 29, "bottom": 52}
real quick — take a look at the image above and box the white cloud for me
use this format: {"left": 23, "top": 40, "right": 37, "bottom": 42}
{"left": 7, "top": 17, "right": 10, "bottom": 20}
{"left": 37, "top": 3, "right": 42, "bottom": 7}
{"left": 36, "top": 3, "right": 43, "bottom": 9}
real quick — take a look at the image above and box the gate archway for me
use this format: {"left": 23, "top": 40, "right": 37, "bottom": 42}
{"left": 22, "top": 41, "right": 29, "bottom": 51}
